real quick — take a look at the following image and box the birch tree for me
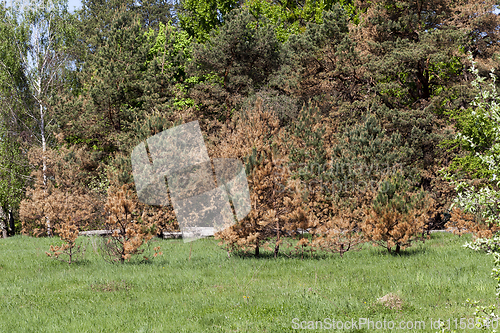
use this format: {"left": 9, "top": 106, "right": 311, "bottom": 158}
{"left": 3, "top": 0, "right": 75, "bottom": 236}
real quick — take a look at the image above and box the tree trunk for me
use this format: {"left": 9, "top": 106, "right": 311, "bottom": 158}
{"left": 38, "top": 75, "right": 51, "bottom": 237}
{"left": 395, "top": 244, "right": 401, "bottom": 254}
{"left": 1, "top": 219, "right": 6, "bottom": 238}
{"left": 8, "top": 209, "right": 14, "bottom": 236}
{"left": 0, "top": 206, "right": 6, "bottom": 238}
{"left": 416, "top": 59, "right": 430, "bottom": 100}
{"left": 274, "top": 221, "right": 280, "bottom": 258}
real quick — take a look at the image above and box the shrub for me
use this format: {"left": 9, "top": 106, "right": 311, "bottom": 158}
{"left": 445, "top": 207, "right": 499, "bottom": 238}
{"left": 464, "top": 236, "right": 500, "bottom": 330}
{"left": 443, "top": 55, "right": 500, "bottom": 233}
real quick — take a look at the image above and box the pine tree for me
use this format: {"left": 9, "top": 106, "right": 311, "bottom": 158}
{"left": 54, "top": 0, "right": 179, "bottom": 155}
{"left": 361, "top": 173, "right": 434, "bottom": 254}
{"left": 189, "top": 8, "right": 285, "bottom": 120}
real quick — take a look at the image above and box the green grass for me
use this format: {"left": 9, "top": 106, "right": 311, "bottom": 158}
{"left": 0, "top": 233, "right": 497, "bottom": 332}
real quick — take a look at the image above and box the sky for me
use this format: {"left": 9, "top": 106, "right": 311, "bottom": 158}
{"left": 4, "top": 0, "right": 82, "bottom": 12}
{"left": 67, "top": 0, "right": 81, "bottom": 12}
{"left": 7, "top": 1, "right": 500, "bottom": 15}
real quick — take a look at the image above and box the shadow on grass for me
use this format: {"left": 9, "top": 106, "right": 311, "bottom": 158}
{"left": 225, "top": 243, "right": 429, "bottom": 260}
{"left": 125, "top": 256, "right": 165, "bottom": 265}
{"left": 359, "top": 241, "right": 430, "bottom": 258}
{"left": 225, "top": 249, "right": 340, "bottom": 261}
{"left": 394, "top": 246, "right": 428, "bottom": 257}
{"left": 70, "top": 259, "right": 93, "bottom": 266}
{"left": 46, "top": 258, "right": 92, "bottom": 266}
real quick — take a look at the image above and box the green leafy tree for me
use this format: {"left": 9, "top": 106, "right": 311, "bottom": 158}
{"left": 445, "top": 56, "right": 500, "bottom": 180}
{"left": 145, "top": 20, "right": 196, "bottom": 112}
{"left": 178, "top": 0, "right": 239, "bottom": 41}
{"left": 1, "top": 0, "right": 76, "bottom": 236}
{"left": 244, "top": 0, "right": 358, "bottom": 42}
{"left": 454, "top": 55, "right": 500, "bottom": 330}
{"left": 0, "top": 128, "right": 30, "bottom": 236}
{"left": 0, "top": 2, "right": 31, "bottom": 236}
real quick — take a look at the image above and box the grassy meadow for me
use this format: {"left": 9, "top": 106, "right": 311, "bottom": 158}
{"left": 0, "top": 232, "right": 497, "bottom": 332}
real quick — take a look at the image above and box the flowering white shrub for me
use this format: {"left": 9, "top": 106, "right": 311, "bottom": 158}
{"left": 443, "top": 53, "right": 500, "bottom": 228}
{"left": 443, "top": 54, "right": 500, "bottom": 332}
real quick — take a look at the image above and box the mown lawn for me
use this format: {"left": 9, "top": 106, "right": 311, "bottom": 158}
{"left": 0, "top": 233, "right": 497, "bottom": 332}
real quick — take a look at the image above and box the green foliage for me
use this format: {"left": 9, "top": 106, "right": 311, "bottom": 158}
{"left": 464, "top": 236, "right": 500, "bottom": 330}
{"left": 2, "top": 0, "right": 77, "bottom": 150}
{"left": 178, "top": 0, "right": 239, "bottom": 41}
{"left": 145, "top": 21, "right": 201, "bottom": 112}
{"left": 355, "top": 0, "right": 474, "bottom": 110}
{"left": 286, "top": 103, "right": 326, "bottom": 181}
{"left": 55, "top": 2, "right": 178, "bottom": 155}
{"left": 190, "top": 8, "right": 285, "bottom": 119}
{"left": 445, "top": 57, "right": 500, "bottom": 179}
{"left": 373, "top": 173, "right": 411, "bottom": 214}
{"left": 0, "top": 4, "right": 30, "bottom": 220}
{"left": 244, "top": 0, "right": 304, "bottom": 42}
{"left": 448, "top": 54, "right": 500, "bottom": 330}
{"left": 0, "top": 130, "right": 30, "bottom": 232}
{"left": 0, "top": 134, "right": 29, "bottom": 202}
{"left": 329, "top": 112, "right": 409, "bottom": 197}
{"left": 285, "top": 5, "right": 355, "bottom": 103}
{"left": 80, "top": 0, "right": 175, "bottom": 33}
{"left": 145, "top": 21, "right": 193, "bottom": 83}
{"left": 451, "top": 184, "right": 500, "bottom": 229}
{"left": 0, "top": 3, "right": 30, "bottom": 105}
{"left": 245, "top": 0, "right": 359, "bottom": 42}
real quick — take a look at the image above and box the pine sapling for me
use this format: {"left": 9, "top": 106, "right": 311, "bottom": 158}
{"left": 46, "top": 217, "right": 85, "bottom": 264}
{"left": 361, "top": 173, "right": 433, "bottom": 254}
{"left": 101, "top": 185, "right": 158, "bottom": 263}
